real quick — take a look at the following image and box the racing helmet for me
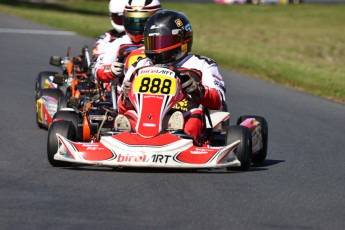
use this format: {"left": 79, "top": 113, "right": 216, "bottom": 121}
{"left": 109, "top": 0, "right": 127, "bottom": 33}
{"left": 124, "top": 0, "right": 162, "bottom": 44}
{"left": 144, "top": 10, "right": 193, "bottom": 64}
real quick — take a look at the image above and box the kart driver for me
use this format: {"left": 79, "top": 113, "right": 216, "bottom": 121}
{"left": 117, "top": 10, "right": 227, "bottom": 145}
{"left": 92, "top": 0, "right": 162, "bottom": 84}
{"left": 92, "top": 0, "right": 128, "bottom": 59}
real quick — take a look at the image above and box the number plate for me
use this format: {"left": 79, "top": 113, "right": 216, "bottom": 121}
{"left": 133, "top": 74, "right": 177, "bottom": 95}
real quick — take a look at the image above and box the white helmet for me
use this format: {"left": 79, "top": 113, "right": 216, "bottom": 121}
{"left": 109, "top": 0, "right": 128, "bottom": 32}
{"left": 123, "top": 0, "right": 162, "bottom": 43}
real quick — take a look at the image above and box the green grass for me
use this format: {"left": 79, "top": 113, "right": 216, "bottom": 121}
{"left": 1, "top": 1, "right": 345, "bottom": 103}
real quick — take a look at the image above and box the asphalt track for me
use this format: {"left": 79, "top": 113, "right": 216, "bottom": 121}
{"left": 1, "top": 13, "right": 345, "bottom": 229}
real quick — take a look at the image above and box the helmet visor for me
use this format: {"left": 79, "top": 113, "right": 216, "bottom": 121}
{"left": 145, "top": 35, "right": 182, "bottom": 51}
{"left": 110, "top": 13, "right": 123, "bottom": 26}
{"left": 124, "top": 12, "right": 152, "bottom": 33}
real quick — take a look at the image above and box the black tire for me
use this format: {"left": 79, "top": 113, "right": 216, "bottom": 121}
{"left": 35, "top": 89, "right": 63, "bottom": 129}
{"left": 47, "top": 120, "right": 76, "bottom": 167}
{"left": 36, "top": 111, "right": 44, "bottom": 129}
{"left": 57, "top": 96, "right": 70, "bottom": 111}
{"left": 35, "top": 71, "right": 58, "bottom": 100}
{"left": 53, "top": 110, "right": 81, "bottom": 141}
{"left": 237, "top": 115, "right": 268, "bottom": 163}
{"left": 226, "top": 125, "right": 252, "bottom": 171}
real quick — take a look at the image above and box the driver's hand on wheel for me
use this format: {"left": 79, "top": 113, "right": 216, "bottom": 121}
{"left": 111, "top": 61, "right": 124, "bottom": 77}
{"left": 179, "top": 70, "right": 205, "bottom": 101}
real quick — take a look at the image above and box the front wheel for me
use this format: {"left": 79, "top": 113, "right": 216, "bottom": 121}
{"left": 53, "top": 110, "right": 81, "bottom": 141}
{"left": 226, "top": 125, "right": 252, "bottom": 171}
{"left": 47, "top": 120, "right": 76, "bottom": 167}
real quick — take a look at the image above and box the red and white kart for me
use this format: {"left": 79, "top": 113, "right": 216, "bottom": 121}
{"left": 48, "top": 66, "right": 268, "bottom": 171}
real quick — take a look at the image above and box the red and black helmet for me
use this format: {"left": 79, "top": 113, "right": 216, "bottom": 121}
{"left": 123, "top": 0, "right": 162, "bottom": 44}
{"left": 144, "top": 10, "right": 193, "bottom": 64}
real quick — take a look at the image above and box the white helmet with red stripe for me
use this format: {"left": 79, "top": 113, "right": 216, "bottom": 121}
{"left": 124, "top": 0, "right": 162, "bottom": 44}
{"left": 109, "top": 0, "right": 128, "bottom": 32}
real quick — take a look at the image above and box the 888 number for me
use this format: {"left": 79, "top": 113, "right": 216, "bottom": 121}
{"left": 139, "top": 77, "right": 172, "bottom": 94}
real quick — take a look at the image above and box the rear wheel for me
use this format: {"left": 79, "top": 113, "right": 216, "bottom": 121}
{"left": 237, "top": 115, "right": 268, "bottom": 163}
{"left": 47, "top": 120, "right": 76, "bottom": 167}
{"left": 226, "top": 125, "right": 252, "bottom": 171}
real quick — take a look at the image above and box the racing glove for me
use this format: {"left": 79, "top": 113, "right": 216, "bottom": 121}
{"left": 111, "top": 61, "right": 124, "bottom": 77}
{"left": 120, "top": 81, "right": 133, "bottom": 108}
{"left": 179, "top": 71, "right": 205, "bottom": 102}
{"left": 122, "top": 81, "right": 131, "bottom": 100}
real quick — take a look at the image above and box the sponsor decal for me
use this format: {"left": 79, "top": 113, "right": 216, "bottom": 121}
{"left": 85, "top": 146, "right": 105, "bottom": 151}
{"left": 185, "top": 24, "right": 192, "bottom": 32}
{"left": 117, "top": 154, "right": 147, "bottom": 163}
{"left": 151, "top": 154, "right": 171, "bottom": 164}
{"left": 150, "top": 25, "right": 160, "bottom": 30}
{"left": 143, "top": 123, "right": 156, "bottom": 127}
{"left": 172, "top": 98, "right": 188, "bottom": 112}
{"left": 115, "top": 153, "right": 172, "bottom": 164}
{"left": 143, "top": 95, "right": 164, "bottom": 100}
{"left": 175, "top": 18, "right": 183, "bottom": 27}
{"left": 175, "top": 147, "right": 221, "bottom": 164}
{"left": 190, "top": 151, "right": 209, "bottom": 154}
{"left": 43, "top": 100, "right": 57, "bottom": 118}
{"left": 191, "top": 148, "right": 217, "bottom": 155}
{"left": 138, "top": 67, "right": 175, "bottom": 76}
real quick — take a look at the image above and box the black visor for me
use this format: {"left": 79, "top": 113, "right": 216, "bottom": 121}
{"left": 145, "top": 35, "right": 182, "bottom": 51}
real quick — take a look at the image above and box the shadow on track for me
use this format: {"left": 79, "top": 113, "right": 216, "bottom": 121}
{"left": 53, "top": 159, "right": 284, "bottom": 174}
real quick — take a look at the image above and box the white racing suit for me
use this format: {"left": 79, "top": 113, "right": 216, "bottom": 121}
{"left": 92, "top": 34, "right": 143, "bottom": 83}
{"left": 92, "top": 29, "right": 124, "bottom": 59}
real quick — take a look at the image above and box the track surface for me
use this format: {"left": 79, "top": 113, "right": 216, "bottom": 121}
{"left": 1, "top": 13, "right": 345, "bottom": 229}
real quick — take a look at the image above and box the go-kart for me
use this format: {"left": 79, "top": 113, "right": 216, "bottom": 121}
{"left": 47, "top": 66, "right": 268, "bottom": 171}
{"left": 35, "top": 46, "right": 94, "bottom": 129}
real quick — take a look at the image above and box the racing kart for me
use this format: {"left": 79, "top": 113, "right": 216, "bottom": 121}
{"left": 47, "top": 66, "right": 268, "bottom": 171}
{"left": 35, "top": 46, "right": 94, "bottom": 129}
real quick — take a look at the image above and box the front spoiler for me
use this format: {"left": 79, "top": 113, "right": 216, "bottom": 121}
{"left": 54, "top": 133, "right": 241, "bottom": 169}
